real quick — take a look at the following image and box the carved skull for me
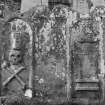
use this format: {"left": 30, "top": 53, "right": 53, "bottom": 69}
{"left": 9, "top": 50, "right": 22, "bottom": 65}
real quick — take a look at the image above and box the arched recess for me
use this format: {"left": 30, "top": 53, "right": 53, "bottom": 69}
{"left": 3, "top": 17, "right": 32, "bottom": 65}
{"left": 2, "top": 16, "right": 33, "bottom": 94}
{"left": 51, "top": 5, "right": 79, "bottom": 101}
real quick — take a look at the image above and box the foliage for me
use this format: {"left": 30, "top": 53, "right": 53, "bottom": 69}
{"left": 4, "top": 95, "right": 31, "bottom": 105}
{"left": 90, "top": 6, "right": 105, "bottom": 20}
{"left": 32, "top": 5, "right": 68, "bottom": 102}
